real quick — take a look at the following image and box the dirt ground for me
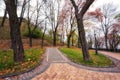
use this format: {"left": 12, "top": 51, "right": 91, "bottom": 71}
{"left": 0, "top": 39, "right": 52, "bottom": 50}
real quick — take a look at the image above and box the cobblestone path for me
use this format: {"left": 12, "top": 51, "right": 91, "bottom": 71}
{"left": 32, "top": 48, "right": 120, "bottom": 80}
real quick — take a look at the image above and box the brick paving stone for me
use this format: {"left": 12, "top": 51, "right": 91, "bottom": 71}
{"left": 99, "top": 51, "right": 120, "bottom": 60}
{"left": 2, "top": 48, "right": 120, "bottom": 80}
{"left": 31, "top": 48, "right": 120, "bottom": 80}
{"left": 47, "top": 48, "right": 67, "bottom": 62}
{"left": 32, "top": 63, "right": 120, "bottom": 80}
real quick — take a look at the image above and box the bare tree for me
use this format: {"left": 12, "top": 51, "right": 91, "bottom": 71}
{"left": 67, "top": 7, "right": 76, "bottom": 48}
{"left": 100, "top": 3, "right": 118, "bottom": 50}
{"left": 26, "top": 0, "right": 44, "bottom": 47}
{"left": 27, "top": 0, "right": 32, "bottom": 47}
{"left": 70, "top": 0, "right": 94, "bottom": 61}
{"left": 4, "top": 0, "right": 27, "bottom": 62}
{"left": 41, "top": 1, "right": 48, "bottom": 48}
{"left": 41, "top": 21, "right": 47, "bottom": 48}
{"left": 0, "top": 8, "right": 7, "bottom": 27}
{"left": 46, "top": 0, "right": 61, "bottom": 46}
{"left": 108, "top": 21, "right": 120, "bottom": 52}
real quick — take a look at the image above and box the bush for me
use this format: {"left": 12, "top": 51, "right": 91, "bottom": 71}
{"left": 24, "top": 28, "right": 42, "bottom": 38}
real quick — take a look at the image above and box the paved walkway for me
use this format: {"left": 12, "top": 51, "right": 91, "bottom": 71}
{"left": 47, "top": 48, "right": 67, "bottom": 62}
{"left": 2, "top": 48, "right": 120, "bottom": 80}
{"left": 32, "top": 48, "right": 120, "bottom": 80}
{"left": 99, "top": 51, "right": 120, "bottom": 60}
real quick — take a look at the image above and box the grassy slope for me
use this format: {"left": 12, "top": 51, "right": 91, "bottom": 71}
{"left": 59, "top": 47, "right": 112, "bottom": 67}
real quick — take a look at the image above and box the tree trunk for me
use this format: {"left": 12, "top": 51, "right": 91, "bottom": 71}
{"left": 105, "top": 35, "right": 108, "bottom": 50}
{"left": 60, "top": 35, "right": 63, "bottom": 45}
{"left": 77, "top": 17, "right": 90, "bottom": 61}
{"left": 28, "top": 26, "right": 32, "bottom": 47}
{"left": 5, "top": 0, "right": 25, "bottom": 62}
{"left": 53, "top": 31, "right": 56, "bottom": 46}
{"left": 41, "top": 31, "right": 46, "bottom": 48}
{"left": 41, "top": 22, "right": 47, "bottom": 48}
{"left": 0, "top": 8, "right": 7, "bottom": 27}
{"left": 27, "top": 1, "right": 32, "bottom": 47}
{"left": 94, "top": 33, "right": 98, "bottom": 55}
{"left": 78, "top": 37, "right": 81, "bottom": 48}
{"left": 27, "top": 18, "right": 32, "bottom": 47}
{"left": 67, "top": 35, "right": 72, "bottom": 48}
{"left": 27, "top": 16, "right": 32, "bottom": 47}
{"left": 70, "top": 0, "right": 94, "bottom": 61}
{"left": 71, "top": 36, "right": 74, "bottom": 46}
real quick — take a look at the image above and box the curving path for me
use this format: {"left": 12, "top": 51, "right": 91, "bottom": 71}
{"left": 32, "top": 48, "right": 120, "bottom": 80}
{"left": 99, "top": 51, "right": 120, "bottom": 61}
{"left": 2, "top": 48, "right": 120, "bottom": 80}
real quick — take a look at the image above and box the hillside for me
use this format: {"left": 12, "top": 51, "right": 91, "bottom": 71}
{"left": 0, "top": 17, "right": 53, "bottom": 49}
{"left": 0, "top": 17, "right": 28, "bottom": 39}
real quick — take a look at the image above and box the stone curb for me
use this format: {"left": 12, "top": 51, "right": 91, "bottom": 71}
{"left": 59, "top": 49, "right": 120, "bottom": 73}
{"left": 1, "top": 49, "right": 50, "bottom": 80}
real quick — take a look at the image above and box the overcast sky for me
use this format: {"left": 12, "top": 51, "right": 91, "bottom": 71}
{"left": 0, "top": 0, "right": 120, "bottom": 16}
{"left": 90, "top": 0, "right": 120, "bottom": 11}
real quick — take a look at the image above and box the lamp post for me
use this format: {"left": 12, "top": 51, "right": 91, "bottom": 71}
{"left": 94, "top": 31, "right": 98, "bottom": 55}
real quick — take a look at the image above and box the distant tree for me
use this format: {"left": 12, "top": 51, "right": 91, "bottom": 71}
{"left": 0, "top": 8, "right": 7, "bottom": 27}
{"left": 27, "top": 0, "right": 44, "bottom": 47}
{"left": 46, "top": 0, "right": 62, "bottom": 46}
{"left": 71, "top": 31, "right": 78, "bottom": 46}
{"left": 87, "top": 34, "right": 93, "bottom": 49}
{"left": 101, "top": 4, "right": 118, "bottom": 50}
{"left": 88, "top": 3, "right": 118, "bottom": 50}
{"left": 84, "top": 20, "right": 95, "bottom": 49}
{"left": 67, "top": 7, "right": 76, "bottom": 48}
{"left": 41, "top": 1, "right": 48, "bottom": 48}
{"left": 27, "top": 0, "right": 32, "bottom": 47}
{"left": 41, "top": 21, "right": 47, "bottom": 48}
{"left": 108, "top": 21, "right": 120, "bottom": 51}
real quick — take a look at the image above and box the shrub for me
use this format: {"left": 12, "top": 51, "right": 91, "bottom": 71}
{"left": 24, "top": 28, "right": 42, "bottom": 38}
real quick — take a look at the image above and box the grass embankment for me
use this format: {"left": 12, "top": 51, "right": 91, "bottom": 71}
{"left": 59, "top": 47, "right": 112, "bottom": 67}
{"left": 0, "top": 48, "right": 45, "bottom": 76}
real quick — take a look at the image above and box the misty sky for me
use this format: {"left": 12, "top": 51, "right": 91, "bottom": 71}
{"left": 0, "top": 0, "right": 120, "bottom": 16}
{"left": 89, "top": 0, "right": 120, "bottom": 11}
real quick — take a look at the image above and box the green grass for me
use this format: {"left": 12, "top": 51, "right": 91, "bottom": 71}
{"left": 59, "top": 47, "right": 112, "bottom": 67}
{"left": 0, "top": 48, "right": 45, "bottom": 75}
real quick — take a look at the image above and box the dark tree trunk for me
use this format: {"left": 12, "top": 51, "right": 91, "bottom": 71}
{"left": 41, "top": 32, "right": 45, "bottom": 48}
{"left": 27, "top": 1, "right": 32, "bottom": 47}
{"left": 28, "top": 24, "right": 32, "bottom": 47}
{"left": 53, "top": 31, "right": 57, "bottom": 46}
{"left": 71, "top": 36, "right": 74, "bottom": 46}
{"left": 78, "top": 37, "right": 81, "bottom": 48}
{"left": 0, "top": 8, "right": 7, "bottom": 27}
{"left": 62, "top": 34, "right": 65, "bottom": 46}
{"left": 105, "top": 35, "right": 108, "bottom": 50}
{"left": 77, "top": 17, "right": 90, "bottom": 61}
{"left": 5, "top": 0, "right": 25, "bottom": 62}
{"left": 41, "top": 22, "right": 47, "bottom": 48}
{"left": 60, "top": 34, "right": 62, "bottom": 44}
{"left": 53, "top": 22, "right": 59, "bottom": 47}
{"left": 67, "top": 35, "right": 72, "bottom": 48}
{"left": 29, "top": 34, "right": 32, "bottom": 47}
{"left": 94, "top": 33, "right": 98, "bottom": 55}
{"left": 70, "top": 0, "right": 94, "bottom": 61}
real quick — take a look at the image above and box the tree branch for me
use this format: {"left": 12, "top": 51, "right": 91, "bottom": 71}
{"left": 80, "top": 0, "right": 94, "bottom": 17}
